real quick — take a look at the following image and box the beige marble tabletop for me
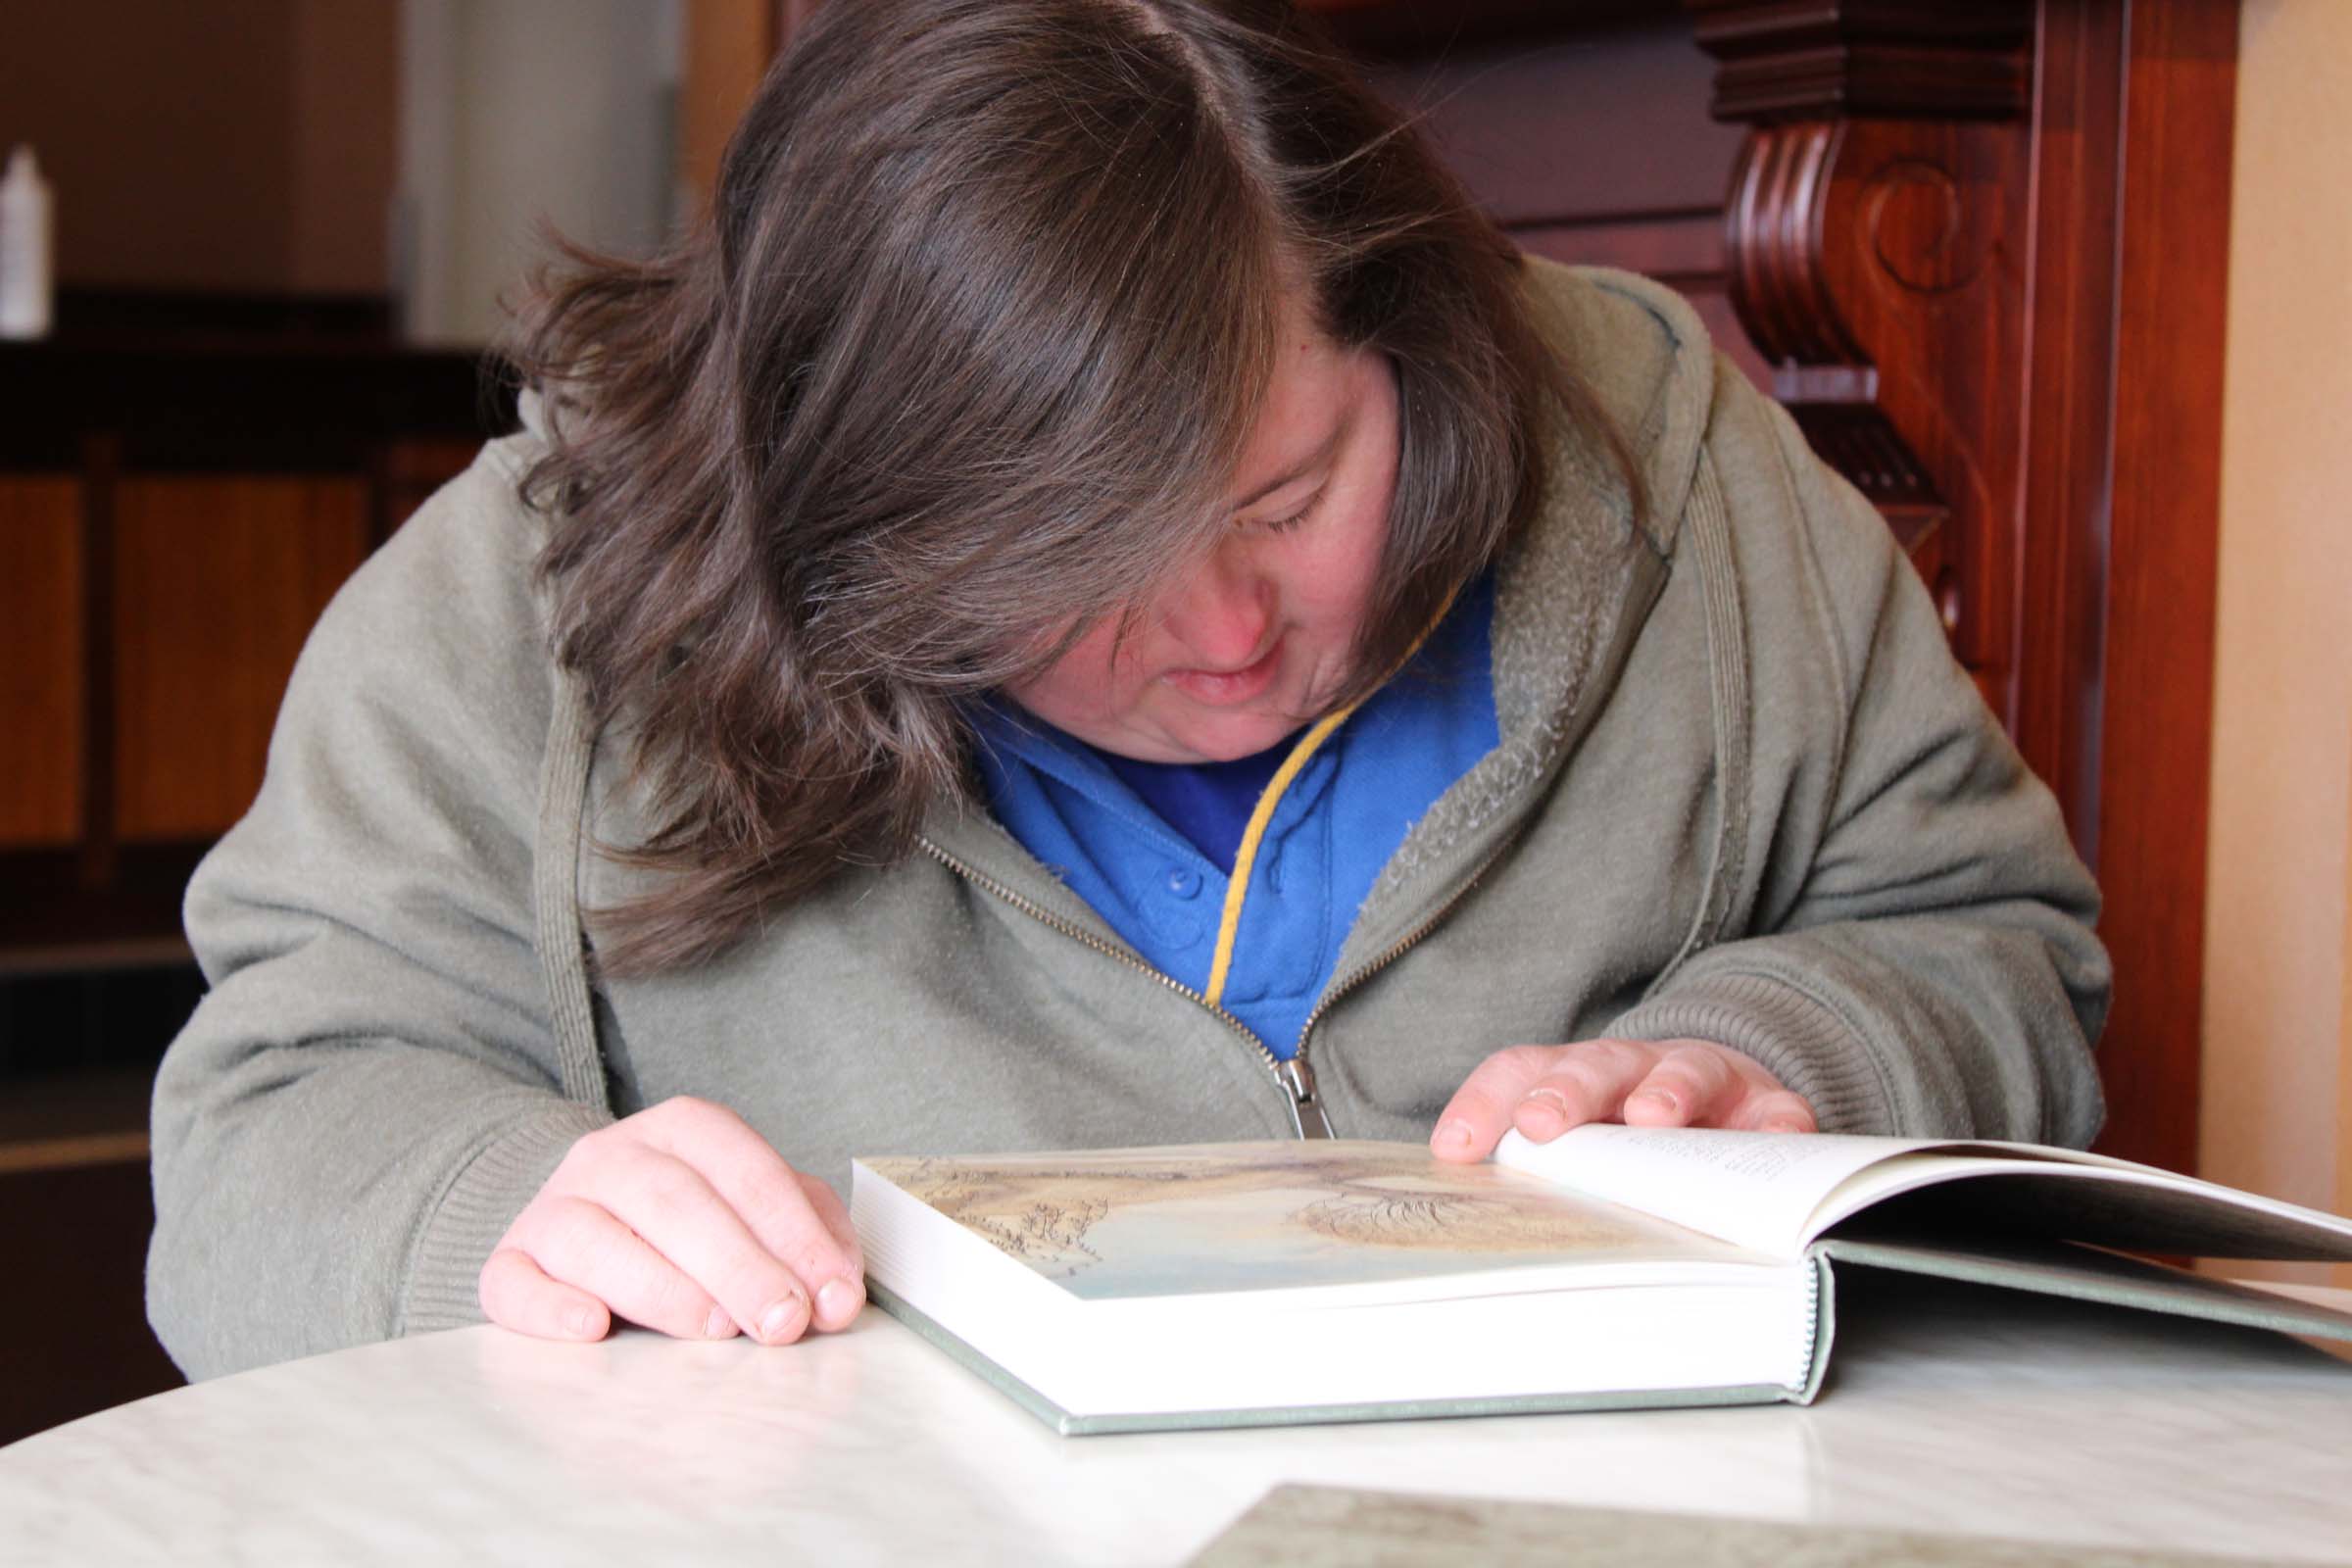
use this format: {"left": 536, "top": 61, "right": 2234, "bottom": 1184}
{"left": 3, "top": 1270, "right": 2348, "bottom": 1566}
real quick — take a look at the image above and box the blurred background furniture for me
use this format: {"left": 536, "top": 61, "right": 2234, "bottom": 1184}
{"left": 0, "top": 294, "right": 510, "bottom": 1444}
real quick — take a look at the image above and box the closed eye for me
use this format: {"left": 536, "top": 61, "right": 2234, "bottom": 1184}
{"left": 1253, "top": 490, "right": 1323, "bottom": 534}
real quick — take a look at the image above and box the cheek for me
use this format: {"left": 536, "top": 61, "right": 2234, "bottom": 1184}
{"left": 1292, "top": 495, "right": 1392, "bottom": 629}
{"left": 1004, "top": 619, "right": 1142, "bottom": 725}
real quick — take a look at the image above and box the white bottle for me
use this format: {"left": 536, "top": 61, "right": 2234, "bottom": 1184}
{"left": 0, "top": 145, "right": 55, "bottom": 340}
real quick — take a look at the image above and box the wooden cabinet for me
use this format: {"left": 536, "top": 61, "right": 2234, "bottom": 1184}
{"left": 0, "top": 309, "right": 508, "bottom": 954}
{"left": 109, "top": 477, "right": 370, "bottom": 843}
{"left": 0, "top": 478, "right": 83, "bottom": 847}
{"left": 0, "top": 307, "right": 509, "bottom": 1443}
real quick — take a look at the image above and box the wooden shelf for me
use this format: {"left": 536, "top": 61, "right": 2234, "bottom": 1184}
{"left": 0, "top": 1065, "right": 155, "bottom": 1174}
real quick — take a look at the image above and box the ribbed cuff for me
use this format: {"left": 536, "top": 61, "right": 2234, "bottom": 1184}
{"left": 399, "top": 1101, "right": 615, "bottom": 1334}
{"left": 1607, "top": 971, "right": 1893, "bottom": 1134}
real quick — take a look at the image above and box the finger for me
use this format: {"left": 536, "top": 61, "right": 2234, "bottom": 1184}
{"left": 1433, "top": 1045, "right": 1572, "bottom": 1161}
{"left": 479, "top": 1246, "right": 612, "bottom": 1343}
{"left": 634, "top": 1100, "right": 866, "bottom": 1332}
{"left": 1511, "top": 1039, "right": 1662, "bottom": 1141}
{"left": 590, "top": 1140, "right": 819, "bottom": 1345}
{"left": 791, "top": 1172, "right": 868, "bottom": 1330}
{"left": 1732, "top": 1088, "right": 1819, "bottom": 1134}
{"left": 1621, "top": 1042, "right": 1740, "bottom": 1128}
{"left": 513, "top": 1193, "right": 750, "bottom": 1344}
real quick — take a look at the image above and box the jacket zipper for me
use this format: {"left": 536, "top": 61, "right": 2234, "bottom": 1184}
{"left": 916, "top": 836, "right": 1332, "bottom": 1137}
{"left": 918, "top": 829, "right": 1517, "bottom": 1141}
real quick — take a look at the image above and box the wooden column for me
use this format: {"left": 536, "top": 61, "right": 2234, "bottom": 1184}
{"left": 1691, "top": 1, "right": 2034, "bottom": 710}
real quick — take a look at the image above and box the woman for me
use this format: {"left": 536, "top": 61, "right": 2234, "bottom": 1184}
{"left": 147, "top": 0, "right": 2109, "bottom": 1379}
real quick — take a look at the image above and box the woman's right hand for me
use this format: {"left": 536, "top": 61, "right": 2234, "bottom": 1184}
{"left": 478, "top": 1097, "right": 866, "bottom": 1346}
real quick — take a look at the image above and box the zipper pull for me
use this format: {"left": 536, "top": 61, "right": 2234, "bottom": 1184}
{"left": 1277, "top": 1056, "right": 1335, "bottom": 1140}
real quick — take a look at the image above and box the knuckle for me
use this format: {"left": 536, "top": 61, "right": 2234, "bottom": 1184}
{"left": 634, "top": 1164, "right": 710, "bottom": 1234}
{"left": 1660, "top": 1045, "right": 1731, "bottom": 1091}
{"left": 761, "top": 1200, "right": 850, "bottom": 1283}
{"left": 1586, "top": 1038, "right": 1654, "bottom": 1077}
{"left": 733, "top": 1153, "right": 808, "bottom": 1225}
{"left": 1552, "top": 1055, "right": 1618, "bottom": 1102}
{"left": 788, "top": 1223, "right": 854, "bottom": 1284}
{"left": 548, "top": 1135, "right": 608, "bottom": 1187}
{"left": 654, "top": 1095, "right": 748, "bottom": 1137}
{"left": 1487, "top": 1044, "right": 1558, "bottom": 1084}
{"left": 542, "top": 1197, "right": 641, "bottom": 1283}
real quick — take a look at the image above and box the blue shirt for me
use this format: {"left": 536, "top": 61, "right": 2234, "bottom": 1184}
{"left": 1095, "top": 735, "right": 1296, "bottom": 874}
{"left": 972, "top": 574, "right": 1499, "bottom": 1057}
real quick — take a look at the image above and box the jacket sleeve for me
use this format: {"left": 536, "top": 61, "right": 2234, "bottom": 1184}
{"left": 146, "top": 439, "right": 613, "bottom": 1381}
{"left": 1605, "top": 386, "right": 2112, "bottom": 1145}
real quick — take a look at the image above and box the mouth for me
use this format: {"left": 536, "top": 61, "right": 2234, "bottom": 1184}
{"left": 1161, "top": 635, "right": 1286, "bottom": 708}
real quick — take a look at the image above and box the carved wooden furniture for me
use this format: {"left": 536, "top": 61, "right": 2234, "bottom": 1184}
{"left": 1295, "top": 0, "right": 2234, "bottom": 1175}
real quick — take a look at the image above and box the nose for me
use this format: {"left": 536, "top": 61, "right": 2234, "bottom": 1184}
{"left": 1157, "top": 541, "right": 1274, "bottom": 671}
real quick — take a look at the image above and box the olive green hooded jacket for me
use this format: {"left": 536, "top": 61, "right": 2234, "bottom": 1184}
{"left": 147, "top": 263, "right": 2110, "bottom": 1380}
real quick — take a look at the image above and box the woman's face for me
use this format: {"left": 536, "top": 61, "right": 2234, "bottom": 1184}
{"left": 1004, "top": 300, "right": 1401, "bottom": 763}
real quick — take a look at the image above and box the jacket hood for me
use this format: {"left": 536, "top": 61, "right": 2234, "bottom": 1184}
{"left": 1519, "top": 260, "right": 1716, "bottom": 561}
{"left": 1340, "top": 263, "right": 1718, "bottom": 947}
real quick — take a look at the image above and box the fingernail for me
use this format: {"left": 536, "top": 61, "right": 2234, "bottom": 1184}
{"left": 1434, "top": 1119, "right": 1475, "bottom": 1154}
{"left": 759, "top": 1293, "right": 808, "bottom": 1344}
{"left": 816, "top": 1277, "right": 863, "bottom": 1330}
{"left": 1634, "top": 1087, "right": 1679, "bottom": 1113}
{"left": 704, "top": 1304, "right": 738, "bottom": 1340}
{"left": 564, "top": 1303, "right": 599, "bottom": 1339}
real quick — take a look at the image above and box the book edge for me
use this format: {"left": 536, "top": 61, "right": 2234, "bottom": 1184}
{"left": 866, "top": 1279, "right": 1807, "bottom": 1437}
{"left": 1809, "top": 1234, "right": 2352, "bottom": 1343}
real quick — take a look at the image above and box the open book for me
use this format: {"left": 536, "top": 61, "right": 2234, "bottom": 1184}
{"left": 850, "top": 1127, "right": 2352, "bottom": 1435}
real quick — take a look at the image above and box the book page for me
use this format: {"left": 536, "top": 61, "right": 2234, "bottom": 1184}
{"left": 1807, "top": 1158, "right": 2352, "bottom": 1257}
{"left": 1494, "top": 1126, "right": 1942, "bottom": 1255}
{"left": 1498, "top": 1127, "right": 2352, "bottom": 1260}
{"left": 861, "top": 1141, "right": 1772, "bottom": 1301}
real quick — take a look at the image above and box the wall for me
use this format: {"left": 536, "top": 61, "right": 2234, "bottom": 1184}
{"left": 0, "top": 0, "right": 396, "bottom": 295}
{"left": 2200, "top": 0, "right": 2352, "bottom": 1279}
{"left": 395, "top": 0, "right": 680, "bottom": 346}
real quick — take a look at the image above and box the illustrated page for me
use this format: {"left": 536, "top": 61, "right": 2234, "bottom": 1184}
{"left": 863, "top": 1141, "right": 1772, "bottom": 1299}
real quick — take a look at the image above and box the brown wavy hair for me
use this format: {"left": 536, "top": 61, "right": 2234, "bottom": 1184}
{"left": 511, "top": 0, "right": 1634, "bottom": 976}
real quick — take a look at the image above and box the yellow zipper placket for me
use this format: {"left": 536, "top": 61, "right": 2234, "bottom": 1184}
{"left": 916, "top": 830, "right": 1517, "bottom": 1141}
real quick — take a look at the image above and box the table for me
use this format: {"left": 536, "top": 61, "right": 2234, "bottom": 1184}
{"left": 4, "top": 1270, "right": 2349, "bottom": 1565}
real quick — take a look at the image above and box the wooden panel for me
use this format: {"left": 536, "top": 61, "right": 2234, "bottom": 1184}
{"left": 2342, "top": 779, "right": 2352, "bottom": 1245}
{"left": 1356, "top": 21, "right": 1741, "bottom": 227}
{"left": 0, "top": 479, "right": 84, "bottom": 847}
{"left": 112, "top": 478, "right": 368, "bottom": 842}
{"left": 2080, "top": 0, "right": 2235, "bottom": 1176}
{"left": 373, "top": 437, "right": 484, "bottom": 548}
{"left": 1349, "top": 22, "right": 1771, "bottom": 386}
{"left": 0, "top": 1157, "right": 184, "bottom": 1446}
{"left": 2011, "top": 0, "right": 2125, "bottom": 849}
{"left": 681, "top": 0, "right": 780, "bottom": 219}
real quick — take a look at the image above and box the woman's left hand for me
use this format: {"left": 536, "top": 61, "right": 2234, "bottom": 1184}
{"left": 1430, "top": 1038, "right": 1817, "bottom": 1162}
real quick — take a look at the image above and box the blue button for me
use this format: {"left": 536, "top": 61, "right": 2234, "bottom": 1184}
{"left": 1164, "top": 864, "right": 1202, "bottom": 899}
